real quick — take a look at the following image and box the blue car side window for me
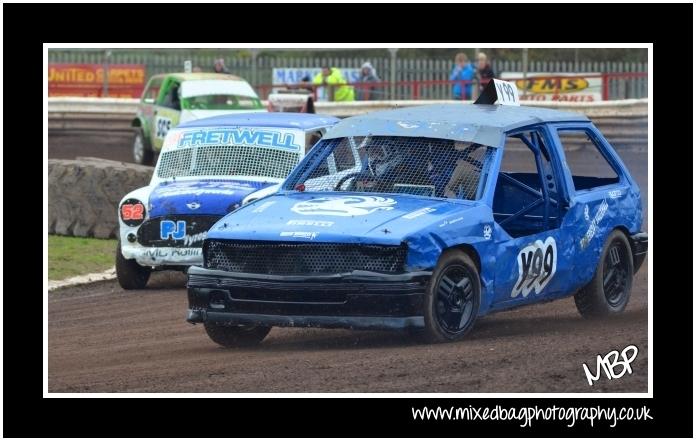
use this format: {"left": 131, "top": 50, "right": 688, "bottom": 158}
{"left": 554, "top": 128, "right": 621, "bottom": 193}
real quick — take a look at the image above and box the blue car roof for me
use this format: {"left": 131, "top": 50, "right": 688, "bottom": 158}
{"left": 323, "top": 104, "right": 590, "bottom": 148}
{"left": 177, "top": 112, "right": 340, "bottom": 130}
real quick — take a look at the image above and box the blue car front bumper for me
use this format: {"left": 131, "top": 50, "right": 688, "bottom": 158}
{"left": 186, "top": 266, "right": 432, "bottom": 330}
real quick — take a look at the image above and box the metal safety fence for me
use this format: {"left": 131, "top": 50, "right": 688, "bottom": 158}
{"left": 48, "top": 50, "right": 648, "bottom": 100}
{"left": 257, "top": 73, "right": 648, "bottom": 102}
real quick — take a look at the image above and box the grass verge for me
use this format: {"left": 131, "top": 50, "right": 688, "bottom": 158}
{"left": 48, "top": 235, "right": 117, "bottom": 280}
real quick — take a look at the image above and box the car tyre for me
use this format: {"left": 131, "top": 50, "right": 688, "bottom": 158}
{"left": 204, "top": 322, "right": 272, "bottom": 348}
{"left": 422, "top": 250, "right": 481, "bottom": 343}
{"left": 574, "top": 230, "right": 633, "bottom": 318}
{"left": 116, "top": 240, "right": 151, "bottom": 290}
{"left": 133, "top": 128, "right": 154, "bottom": 165}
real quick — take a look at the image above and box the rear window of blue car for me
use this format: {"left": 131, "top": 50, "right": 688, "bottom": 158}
{"left": 284, "top": 136, "right": 496, "bottom": 200}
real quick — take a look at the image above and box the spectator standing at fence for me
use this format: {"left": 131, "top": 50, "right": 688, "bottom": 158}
{"left": 476, "top": 52, "right": 495, "bottom": 91}
{"left": 449, "top": 53, "right": 475, "bottom": 100}
{"left": 357, "top": 62, "right": 381, "bottom": 101}
{"left": 214, "top": 58, "right": 230, "bottom": 74}
{"left": 312, "top": 67, "right": 355, "bottom": 102}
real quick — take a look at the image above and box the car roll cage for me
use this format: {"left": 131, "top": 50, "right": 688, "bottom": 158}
{"left": 497, "top": 131, "right": 560, "bottom": 232}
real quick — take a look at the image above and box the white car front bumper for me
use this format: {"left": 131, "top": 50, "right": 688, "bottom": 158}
{"left": 121, "top": 242, "right": 203, "bottom": 267}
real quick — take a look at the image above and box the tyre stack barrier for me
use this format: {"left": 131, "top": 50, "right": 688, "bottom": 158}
{"left": 48, "top": 157, "right": 153, "bottom": 239}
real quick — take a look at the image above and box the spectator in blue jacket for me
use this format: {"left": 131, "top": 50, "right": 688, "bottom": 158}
{"left": 450, "top": 52, "right": 475, "bottom": 100}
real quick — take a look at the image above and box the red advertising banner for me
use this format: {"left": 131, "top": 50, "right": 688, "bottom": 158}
{"left": 48, "top": 63, "right": 146, "bottom": 98}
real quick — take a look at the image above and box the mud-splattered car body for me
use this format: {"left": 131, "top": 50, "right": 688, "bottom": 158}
{"left": 116, "top": 112, "right": 338, "bottom": 289}
{"left": 187, "top": 99, "right": 647, "bottom": 344}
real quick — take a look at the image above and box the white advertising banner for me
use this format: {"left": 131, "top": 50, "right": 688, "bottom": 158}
{"left": 272, "top": 68, "right": 361, "bottom": 85}
{"left": 272, "top": 68, "right": 361, "bottom": 101}
{"left": 500, "top": 72, "right": 603, "bottom": 102}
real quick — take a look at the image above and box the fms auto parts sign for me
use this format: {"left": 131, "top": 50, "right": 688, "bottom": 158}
{"left": 500, "top": 72, "right": 602, "bottom": 102}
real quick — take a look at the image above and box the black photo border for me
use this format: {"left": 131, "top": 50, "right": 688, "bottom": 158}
{"left": 4, "top": 2, "right": 692, "bottom": 438}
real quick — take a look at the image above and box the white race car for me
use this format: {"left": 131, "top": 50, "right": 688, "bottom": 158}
{"left": 267, "top": 90, "right": 315, "bottom": 113}
{"left": 116, "top": 112, "right": 338, "bottom": 289}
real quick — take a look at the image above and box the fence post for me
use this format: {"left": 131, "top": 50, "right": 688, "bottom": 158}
{"left": 102, "top": 49, "right": 111, "bottom": 97}
{"left": 574, "top": 48, "right": 579, "bottom": 71}
{"left": 388, "top": 48, "right": 398, "bottom": 100}
{"left": 250, "top": 48, "right": 258, "bottom": 87}
{"left": 602, "top": 73, "right": 609, "bottom": 100}
{"left": 472, "top": 47, "right": 479, "bottom": 100}
{"left": 522, "top": 48, "right": 529, "bottom": 98}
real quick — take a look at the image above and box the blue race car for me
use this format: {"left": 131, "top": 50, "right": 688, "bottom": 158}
{"left": 116, "top": 112, "right": 339, "bottom": 289}
{"left": 186, "top": 80, "right": 647, "bottom": 346}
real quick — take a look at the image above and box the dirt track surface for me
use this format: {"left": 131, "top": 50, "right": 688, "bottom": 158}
{"left": 49, "top": 131, "right": 135, "bottom": 163}
{"left": 48, "top": 262, "right": 648, "bottom": 393}
{"left": 48, "top": 149, "right": 648, "bottom": 393}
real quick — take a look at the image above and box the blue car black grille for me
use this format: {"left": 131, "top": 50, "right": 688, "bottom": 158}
{"left": 204, "top": 240, "right": 408, "bottom": 275}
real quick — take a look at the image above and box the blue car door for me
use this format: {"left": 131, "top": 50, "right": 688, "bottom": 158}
{"left": 544, "top": 123, "right": 641, "bottom": 290}
{"left": 488, "top": 127, "right": 575, "bottom": 308}
{"left": 493, "top": 229, "right": 571, "bottom": 307}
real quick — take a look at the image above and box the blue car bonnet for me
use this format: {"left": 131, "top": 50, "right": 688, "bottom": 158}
{"left": 148, "top": 179, "right": 275, "bottom": 217}
{"left": 207, "top": 192, "right": 483, "bottom": 245}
